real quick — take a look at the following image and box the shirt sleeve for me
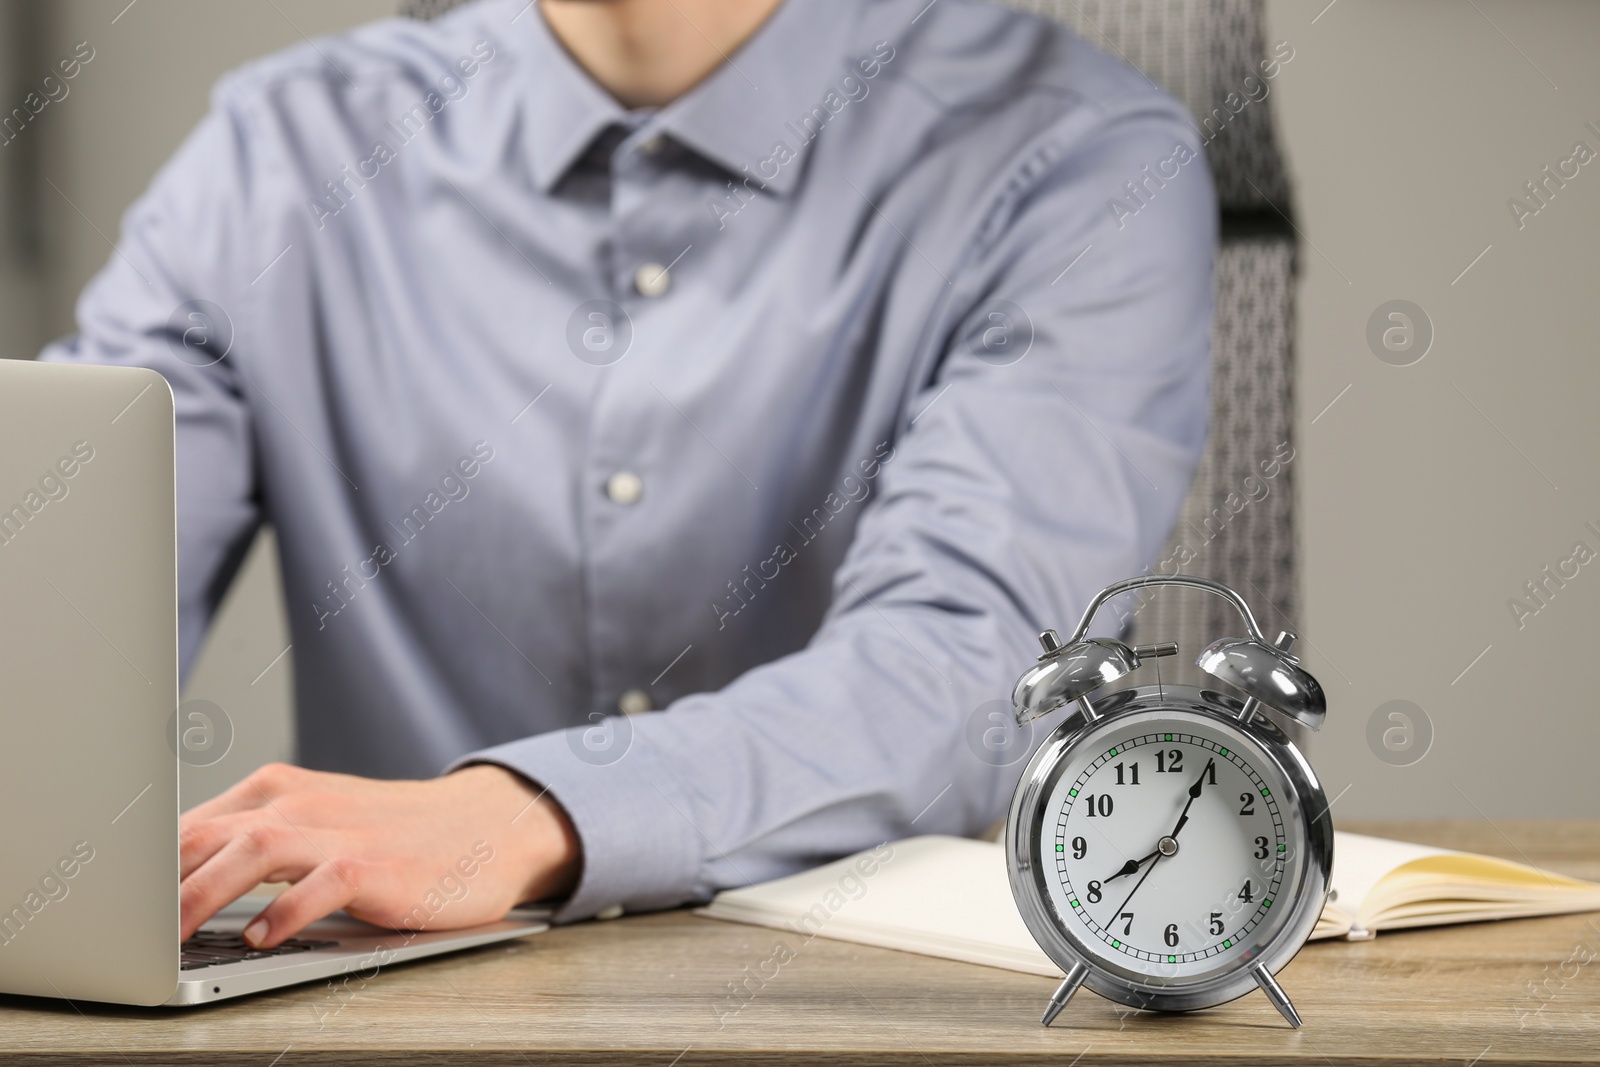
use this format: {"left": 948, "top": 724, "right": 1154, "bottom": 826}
{"left": 457, "top": 94, "right": 1217, "bottom": 923}
{"left": 39, "top": 91, "right": 262, "bottom": 676}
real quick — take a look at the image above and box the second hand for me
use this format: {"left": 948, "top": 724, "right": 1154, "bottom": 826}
{"left": 1107, "top": 758, "right": 1216, "bottom": 920}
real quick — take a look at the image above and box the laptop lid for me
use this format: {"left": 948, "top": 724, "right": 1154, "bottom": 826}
{"left": 0, "top": 359, "right": 179, "bottom": 1005}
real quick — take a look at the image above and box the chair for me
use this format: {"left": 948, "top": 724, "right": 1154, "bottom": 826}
{"left": 400, "top": 0, "right": 1302, "bottom": 681}
{"left": 1006, "top": 0, "right": 1300, "bottom": 681}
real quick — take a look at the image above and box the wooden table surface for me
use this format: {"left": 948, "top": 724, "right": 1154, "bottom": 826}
{"left": 2, "top": 821, "right": 1597, "bottom": 1065}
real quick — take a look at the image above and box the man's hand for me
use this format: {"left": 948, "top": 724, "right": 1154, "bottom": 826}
{"left": 179, "top": 762, "right": 581, "bottom": 948}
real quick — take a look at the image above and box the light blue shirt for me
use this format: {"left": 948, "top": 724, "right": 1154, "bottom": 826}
{"left": 44, "top": 0, "right": 1214, "bottom": 921}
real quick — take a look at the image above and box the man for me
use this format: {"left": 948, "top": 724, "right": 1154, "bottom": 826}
{"left": 45, "top": 0, "right": 1213, "bottom": 948}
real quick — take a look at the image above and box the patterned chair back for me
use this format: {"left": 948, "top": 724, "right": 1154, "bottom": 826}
{"left": 1005, "top": 1, "right": 1301, "bottom": 673}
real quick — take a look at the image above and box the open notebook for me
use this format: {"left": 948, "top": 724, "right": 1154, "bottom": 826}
{"left": 697, "top": 833, "right": 1600, "bottom": 978}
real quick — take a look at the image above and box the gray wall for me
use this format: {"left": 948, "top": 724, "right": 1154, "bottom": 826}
{"left": 3, "top": 1, "right": 1595, "bottom": 816}
{"left": 1266, "top": 0, "right": 1600, "bottom": 817}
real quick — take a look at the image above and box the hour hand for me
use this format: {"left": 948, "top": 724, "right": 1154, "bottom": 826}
{"left": 1103, "top": 848, "right": 1158, "bottom": 883}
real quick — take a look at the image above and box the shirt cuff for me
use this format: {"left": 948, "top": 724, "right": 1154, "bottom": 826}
{"left": 445, "top": 722, "right": 705, "bottom": 924}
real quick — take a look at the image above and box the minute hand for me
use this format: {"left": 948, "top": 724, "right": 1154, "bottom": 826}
{"left": 1167, "top": 757, "right": 1215, "bottom": 841}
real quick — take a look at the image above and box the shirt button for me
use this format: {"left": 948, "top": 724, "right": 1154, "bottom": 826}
{"left": 605, "top": 470, "right": 643, "bottom": 505}
{"left": 638, "top": 134, "right": 665, "bottom": 156}
{"left": 634, "top": 263, "right": 671, "bottom": 298}
{"left": 595, "top": 904, "right": 624, "bottom": 921}
{"left": 618, "top": 688, "right": 652, "bottom": 715}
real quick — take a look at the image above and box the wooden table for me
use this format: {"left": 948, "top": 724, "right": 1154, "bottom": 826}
{"left": 2, "top": 821, "right": 1597, "bottom": 1064}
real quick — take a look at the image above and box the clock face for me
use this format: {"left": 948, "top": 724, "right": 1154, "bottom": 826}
{"left": 1036, "top": 713, "right": 1306, "bottom": 982}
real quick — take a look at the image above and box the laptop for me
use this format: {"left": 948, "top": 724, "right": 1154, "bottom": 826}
{"left": 0, "top": 359, "right": 548, "bottom": 1006}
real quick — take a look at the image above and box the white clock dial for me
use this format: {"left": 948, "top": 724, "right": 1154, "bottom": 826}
{"left": 1038, "top": 716, "right": 1305, "bottom": 980}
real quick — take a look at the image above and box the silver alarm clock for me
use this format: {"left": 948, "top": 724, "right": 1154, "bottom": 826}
{"left": 1005, "top": 575, "right": 1333, "bottom": 1029}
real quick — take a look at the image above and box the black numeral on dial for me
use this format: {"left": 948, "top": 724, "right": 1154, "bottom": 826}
{"left": 1083, "top": 793, "right": 1113, "bottom": 817}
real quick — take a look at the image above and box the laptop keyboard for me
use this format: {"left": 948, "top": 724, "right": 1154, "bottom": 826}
{"left": 181, "top": 930, "right": 340, "bottom": 970}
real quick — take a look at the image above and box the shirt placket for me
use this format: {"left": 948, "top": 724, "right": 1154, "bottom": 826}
{"left": 582, "top": 124, "right": 685, "bottom": 724}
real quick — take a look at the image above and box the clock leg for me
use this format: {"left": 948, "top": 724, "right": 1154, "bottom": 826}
{"left": 1251, "top": 963, "right": 1303, "bottom": 1029}
{"left": 1040, "top": 961, "right": 1090, "bottom": 1027}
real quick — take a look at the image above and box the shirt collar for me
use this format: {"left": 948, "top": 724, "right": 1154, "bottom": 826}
{"left": 654, "top": 1, "right": 859, "bottom": 197}
{"left": 521, "top": 1, "right": 860, "bottom": 197}
{"left": 520, "top": 10, "right": 629, "bottom": 193}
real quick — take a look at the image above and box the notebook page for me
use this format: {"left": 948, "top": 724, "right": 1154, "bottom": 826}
{"left": 1362, "top": 852, "right": 1600, "bottom": 930}
{"left": 1328, "top": 832, "right": 1450, "bottom": 938}
{"left": 698, "top": 835, "right": 1061, "bottom": 976}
